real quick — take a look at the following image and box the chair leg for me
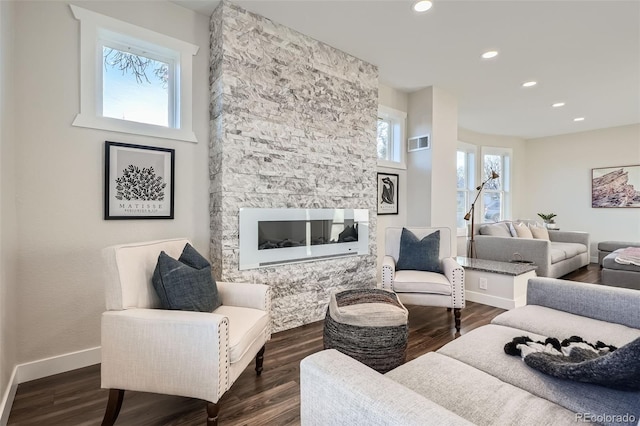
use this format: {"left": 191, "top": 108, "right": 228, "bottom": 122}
{"left": 454, "top": 308, "right": 461, "bottom": 332}
{"left": 255, "top": 345, "right": 266, "bottom": 376}
{"left": 101, "top": 389, "right": 125, "bottom": 426}
{"left": 206, "top": 402, "right": 220, "bottom": 426}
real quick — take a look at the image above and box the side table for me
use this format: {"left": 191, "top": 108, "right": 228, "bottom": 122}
{"left": 456, "top": 257, "right": 537, "bottom": 310}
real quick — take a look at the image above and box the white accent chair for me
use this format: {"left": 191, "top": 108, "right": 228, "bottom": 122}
{"left": 100, "top": 238, "right": 271, "bottom": 426}
{"left": 381, "top": 227, "right": 465, "bottom": 332}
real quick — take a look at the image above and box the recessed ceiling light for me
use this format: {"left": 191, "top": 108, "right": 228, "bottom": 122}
{"left": 574, "top": 117, "right": 585, "bottom": 122}
{"left": 481, "top": 50, "right": 499, "bottom": 59}
{"left": 552, "top": 102, "right": 565, "bottom": 108}
{"left": 522, "top": 81, "right": 537, "bottom": 88}
{"left": 413, "top": 0, "right": 433, "bottom": 12}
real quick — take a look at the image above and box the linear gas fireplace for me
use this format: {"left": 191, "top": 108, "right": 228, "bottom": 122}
{"left": 239, "top": 208, "right": 369, "bottom": 270}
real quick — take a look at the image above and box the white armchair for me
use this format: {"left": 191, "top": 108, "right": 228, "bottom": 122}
{"left": 100, "top": 238, "right": 271, "bottom": 426}
{"left": 381, "top": 228, "right": 465, "bottom": 332}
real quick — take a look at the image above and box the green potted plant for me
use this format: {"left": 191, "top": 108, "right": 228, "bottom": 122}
{"left": 537, "top": 213, "right": 557, "bottom": 229}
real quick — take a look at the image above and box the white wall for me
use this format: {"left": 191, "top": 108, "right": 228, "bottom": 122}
{"left": 406, "top": 86, "right": 458, "bottom": 253}
{"left": 429, "top": 87, "right": 458, "bottom": 239}
{"left": 377, "top": 84, "right": 408, "bottom": 280}
{"left": 407, "top": 87, "right": 433, "bottom": 227}
{"left": 12, "top": 1, "right": 210, "bottom": 364}
{"left": 0, "top": 0, "right": 18, "bottom": 412}
{"left": 523, "top": 124, "right": 640, "bottom": 258}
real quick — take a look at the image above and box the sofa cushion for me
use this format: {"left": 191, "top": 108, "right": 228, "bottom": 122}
{"left": 478, "top": 223, "right": 512, "bottom": 237}
{"left": 603, "top": 249, "right": 640, "bottom": 272}
{"left": 392, "top": 270, "right": 451, "bottom": 295}
{"left": 396, "top": 228, "right": 442, "bottom": 273}
{"left": 437, "top": 324, "right": 640, "bottom": 426}
{"left": 552, "top": 242, "right": 587, "bottom": 259}
{"left": 513, "top": 222, "right": 533, "bottom": 238}
{"left": 386, "top": 352, "right": 581, "bottom": 426}
{"left": 215, "top": 305, "right": 269, "bottom": 364}
{"left": 152, "top": 244, "right": 221, "bottom": 312}
{"left": 550, "top": 248, "right": 567, "bottom": 264}
{"left": 491, "top": 305, "right": 640, "bottom": 348}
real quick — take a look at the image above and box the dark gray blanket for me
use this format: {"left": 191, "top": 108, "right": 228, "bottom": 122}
{"left": 504, "top": 336, "right": 640, "bottom": 391}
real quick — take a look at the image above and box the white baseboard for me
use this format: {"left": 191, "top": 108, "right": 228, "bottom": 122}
{"left": 0, "top": 347, "right": 101, "bottom": 425}
{"left": 466, "top": 290, "right": 522, "bottom": 310}
{"left": 16, "top": 346, "right": 101, "bottom": 384}
{"left": 0, "top": 367, "right": 18, "bottom": 426}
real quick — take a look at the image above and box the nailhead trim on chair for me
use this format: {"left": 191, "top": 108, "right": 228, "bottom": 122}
{"left": 217, "top": 318, "right": 229, "bottom": 399}
{"left": 451, "top": 267, "right": 465, "bottom": 308}
{"left": 381, "top": 265, "right": 394, "bottom": 291}
{"left": 264, "top": 286, "right": 272, "bottom": 339}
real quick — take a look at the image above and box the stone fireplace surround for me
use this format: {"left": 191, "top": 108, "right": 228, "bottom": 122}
{"left": 209, "top": 2, "right": 379, "bottom": 332}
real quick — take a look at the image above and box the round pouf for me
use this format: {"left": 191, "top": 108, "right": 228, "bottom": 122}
{"left": 323, "top": 288, "right": 409, "bottom": 373}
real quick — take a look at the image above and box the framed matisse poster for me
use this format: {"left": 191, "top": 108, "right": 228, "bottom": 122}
{"left": 104, "top": 141, "right": 175, "bottom": 219}
{"left": 592, "top": 165, "right": 640, "bottom": 208}
{"left": 377, "top": 172, "right": 399, "bottom": 215}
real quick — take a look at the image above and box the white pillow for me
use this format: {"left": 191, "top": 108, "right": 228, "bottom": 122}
{"left": 513, "top": 222, "right": 533, "bottom": 239}
{"left": 530, "top": 224, "right": 550, "bottom": 240}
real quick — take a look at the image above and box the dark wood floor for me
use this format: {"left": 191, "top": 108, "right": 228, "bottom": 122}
{"left": 8, "top": 264, "right": 602, "bottom": 426}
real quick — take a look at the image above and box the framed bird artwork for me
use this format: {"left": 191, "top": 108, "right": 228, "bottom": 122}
{"left": 377, "top": 172, "right": 399, "bottom": 215}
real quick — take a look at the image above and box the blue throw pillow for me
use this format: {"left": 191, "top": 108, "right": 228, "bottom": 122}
{"left": 396, "top": 228, "right": 442, "bottom": 273}
{"left": 152, "top": 243, "right": 221, "bottom": 312}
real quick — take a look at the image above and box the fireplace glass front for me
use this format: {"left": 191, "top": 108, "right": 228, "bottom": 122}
{"left": 239, "top": 208, "right": 369, "bottom": 270}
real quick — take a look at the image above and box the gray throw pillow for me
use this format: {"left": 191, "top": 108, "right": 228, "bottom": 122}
{"left": 396, "top": 228, "right": 442, "bottom": 273}
{"left": 152, "top": 243, "right": 221, "bottom": 312}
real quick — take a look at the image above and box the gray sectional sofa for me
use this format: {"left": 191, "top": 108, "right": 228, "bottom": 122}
{"left": 474, "top": 221, "right": 590, "bottom": 278}
{"left": 300, "top": 277, "right": 640, "bottom": 425}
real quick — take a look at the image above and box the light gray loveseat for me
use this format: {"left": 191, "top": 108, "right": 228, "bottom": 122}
{"left": 474, "top": 221, "right": 590, "bottom": 278}
{"left": 300, "top": 277, "right": 640, "bottom": 425}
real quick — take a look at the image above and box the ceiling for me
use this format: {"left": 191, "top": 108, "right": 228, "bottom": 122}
{"left": 174, "top": 0, "right": 640, "bottom": 140}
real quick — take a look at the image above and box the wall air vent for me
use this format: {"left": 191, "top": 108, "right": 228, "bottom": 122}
{"left": 408, "top": 135, "right": 430, "bottom": 152}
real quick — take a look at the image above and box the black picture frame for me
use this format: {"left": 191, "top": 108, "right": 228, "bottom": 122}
{"left": 104, "top": 141, "right": 175, "bottom": 220}
{"left": 592, "top": 164, "right": 640, "bottom": 208}
{"left": 377, "top": 172, "right": 399, "bottom": 215}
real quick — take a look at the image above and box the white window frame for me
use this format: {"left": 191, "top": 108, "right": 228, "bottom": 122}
{"left": 480, "top": 147, "right": 512, "bottom": 223}
{"left": 377, "top": 105, "right": 407, "bottom": 169}
{"left": 456, "top": 142, "right": 477, "bottom": 236}
{"left": 70, "top": 5, "right": 199, "bottom": 142}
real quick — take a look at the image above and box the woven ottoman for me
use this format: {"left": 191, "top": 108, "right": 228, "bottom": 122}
{"left": 323, "top": 288, "right": 408, "bottom": 373}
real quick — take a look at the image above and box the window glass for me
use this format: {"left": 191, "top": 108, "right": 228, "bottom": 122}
{"left": 102, "top": 46, "right": 171, "bottom": 127}
{"left": 377, "top": 118, "right": 391, "bottom": 161}
{"left": 481, "top": 150, "right": 511, "bottom": 222}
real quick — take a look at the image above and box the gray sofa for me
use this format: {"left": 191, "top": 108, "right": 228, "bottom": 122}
{"left": 474, "top": 222, "right": 590, "bottom": 278}
{"left": 300, "top": 277, "right": 640, "bottom": 425}
{"left": 598, "top": 241, "right": 640, "bottom": 266}
{"left": 602, "top": 248, "right": 640, "bottom": 290}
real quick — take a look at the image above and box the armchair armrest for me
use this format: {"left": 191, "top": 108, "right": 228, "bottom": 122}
{"left": 381, "top": 255, "right": 396, "bottom": 291}
{"left": 442, "top": 257, "right": 465, "bottom": 309}
{"left": 101, "top": 308, "right": 229, "bottom": 403}
{"left": 217, "top": 281, "right": 270, "bottom": 311}
{"left": 300, "top": 349, "right": 471, "bottom": 426}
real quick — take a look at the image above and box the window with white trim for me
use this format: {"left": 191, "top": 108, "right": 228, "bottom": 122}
{"left": 377, "top": 105, "right": 406, "bottom": 169}
{"left": 481, "top": 147, "right": 511, "bottom": 223}
{"left": 70, "top": 5, "right": 199, "bottom": 142}
{"left": 456, "top": 145, "right": 476, "bottom": 232}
